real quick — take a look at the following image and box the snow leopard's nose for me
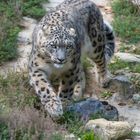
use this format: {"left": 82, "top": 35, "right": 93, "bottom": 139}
{"left": 57, "top": 48, "right": 66, "bottom": 63}
{"left": 58, "top": 58, "right": 65, "bottom": 63}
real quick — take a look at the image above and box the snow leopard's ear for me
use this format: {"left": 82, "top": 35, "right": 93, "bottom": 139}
{"left": 42, "top": 25, "right": 50, "bottom": 36}
{"left": 69, "top": 28, "right": 76, "bottom": 36}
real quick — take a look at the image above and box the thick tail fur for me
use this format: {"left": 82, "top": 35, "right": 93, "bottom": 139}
{"left": 104, "top": 21, "right": 115, "bottom": 62}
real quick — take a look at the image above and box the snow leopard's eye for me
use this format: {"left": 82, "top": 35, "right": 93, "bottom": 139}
{"left": 49, "top": 43, "right": 57, "bottom": 49}
{"left": 67, "top": 43, "right": 73, "bottom": 49}
{"left": 51, "top": 45, "right": 57, "bottom": 49}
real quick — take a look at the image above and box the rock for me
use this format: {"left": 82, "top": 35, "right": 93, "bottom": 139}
{"left": 85, "top": 118, "right": 134, "bottom": 140}
{"left": 133, "top": 136, "right": 140, "bottom": 140}
{"left": 109, "top": 75, "right": 135, "bottom": 100}
{"left": 66, "top": 98, "right": 118, "bottom": 121}
{"left": 18, "top": 17, "right": 37, "bottom": 45}
{"left": 115, "top": 52, "right": 140, "bottom": 63}
{"left": 20, "top": 17, "right": 37, "bottom": 27}
{"left": 131, "top": 0, "right": 140, "bottom": 6}
{"left": 132, "top": 94, "right": 140, "bottom": 103}
{"left": 17, "top": 36, "right": 31, "bottom": 45}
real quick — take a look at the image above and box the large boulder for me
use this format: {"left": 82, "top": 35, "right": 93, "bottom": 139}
{"left": 66, "top": 98, "right": 119, "bottom": 121}
{"left": 85, "top": 118, "right": 134, "bottom": 140}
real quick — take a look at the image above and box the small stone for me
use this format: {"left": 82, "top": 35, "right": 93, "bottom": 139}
{"left": 85, "top": 118, "right": 134, "bottom": 140}
{"left": 132, "top": 94, "right": 140, "bottom": 103}
{"left": 64, "top": 134, "right": 80, "bottom": 140}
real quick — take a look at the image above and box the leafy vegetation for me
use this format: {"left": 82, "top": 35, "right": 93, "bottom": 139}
{"left": 130, "top": 131, "right": 140, "bottom": 137}
{"left": 0, "top": 1, "right": 21, "bottom": 64}
{"left": 60, "top": 111, "right": 100, "bottom": 140}
{"left": 112, "top": 0, "right": 140, "bottom": 43}
{"left": 81, "top": 131, "right": 100, "bottom": 140}
{"left": 0, "top": 0, "right": 48, "bottom": 64}
{"left": 22, "top": 0, "right": 47, "bottom": 19}
{"left": 0, "top": 122, "right": 10, "bottom": 140}
{"left": 101, "top": 91, "right": 112, "bottom": 99}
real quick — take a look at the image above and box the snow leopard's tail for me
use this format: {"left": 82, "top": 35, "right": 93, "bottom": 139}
{"left": 104, "top": 21, "right": 115, "bottom": 62}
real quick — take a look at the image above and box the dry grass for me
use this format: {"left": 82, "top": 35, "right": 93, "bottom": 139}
{"left": 4, "top": 107, "right": 67, "bottom": 140}
{"left": 0, "top": 104, "right": 68, "bottom": 140}
{"left": 0, "top": 72, "right": 67, "bottom": 140}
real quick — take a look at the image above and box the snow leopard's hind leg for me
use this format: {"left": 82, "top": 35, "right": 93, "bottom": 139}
{"left": 87, "top": 7, "right": 115, "bottom": 87}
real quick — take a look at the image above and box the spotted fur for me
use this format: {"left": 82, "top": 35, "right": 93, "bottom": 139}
{"left": 28, "top": 0, "right": 115, "bottom": 118}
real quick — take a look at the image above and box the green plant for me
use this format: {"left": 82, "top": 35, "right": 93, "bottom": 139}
{"left": 0, "top": 1, "right": 21, "bottom": 64}
{"left": 109, "top": 57, "right": 140, "bottom": 74}
{"left": 112, "top": 0, "right": 140, "bottom": 43}
{"left": 101, "top": 91, "right": 112, "bottom": 99}
{"left": 130, "top": 131, "right": 140, "bottom": 137}
{"left": 22, "top": 0, "right": 48, "bottom": 19}
{"left": 82, "top": 131, "right": 100, "bottom": 140}
{"left": 58, "top": 111, "right": 84, "bottom": 136}
{"left": 59, "top": 111, "right": 100, "bottom": 139}
{"left": 0, "top": 122, "right": 10, "bottom": 140}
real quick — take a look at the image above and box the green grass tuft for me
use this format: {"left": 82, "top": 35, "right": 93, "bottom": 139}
{"left": 0, "top": 1, "right": 21, "bottom": 64}
{"left": 109, "top": 57, "right": 140, "bottom": 74}
{"left": 0, "top": 122, "right": 10, "bottom": 140}
{"left": 81, "top": 131, "right": 100, "bottom": 140}
{"left": 112, "top": 0, "right": 140, "bottom": 43}
{"left": 101, "top": 91, "right": 112, "bottom": 99}
{"left": 0, "top": 0, "right": 48, "bottom": 64}
{"left": 22, "top": 0, "right": 48, "bottom": 19}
